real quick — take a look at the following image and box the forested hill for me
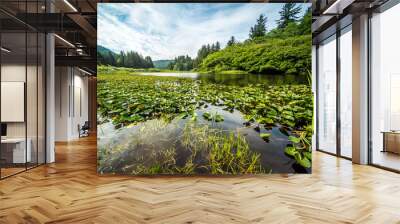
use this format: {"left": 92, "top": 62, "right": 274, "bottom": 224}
{"left": 97, "top": 46, "right": 154, "bottom": 69}
{"left": 197, "top": 6, "right": 312, "bottom": 75}
{"left": 153, "top": 60, "right": 174, "bottom": 69}
{"left": 198, "top": 35, "right": 310, "bottom": 75}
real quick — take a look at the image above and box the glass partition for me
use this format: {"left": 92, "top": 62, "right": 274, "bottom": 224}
{"left": 38, "top": 32, "right": 45, "bottom": 165}
{"left": 339, "top": 25, "right": 352, "bottom": 158}
{"left": 27, "top": 31, "right": 38, "bottom": 169}
{"left": 0, "top": 1, "right": 46, "bottom": 179}
{"left": 317, "top": 35, "right": 337, "bottom": 154}
{"left": 1, "top": 31, "right": 28, "bottom": 177}
{"left": 370, "top": 3, "right": 400, "bottom": 171}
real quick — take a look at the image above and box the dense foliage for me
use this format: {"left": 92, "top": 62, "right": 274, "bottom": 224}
{"left": 198, "top": 35, "right": 311, "bottom": 75}
{"left": 197, "top": 8, "right": 311, "bottom": 75}
{"left": 166, "top": 4, "right": 311, "bottom": 75}
{"left": 193, "top": 42, "right": 221, "bottom": 67}
{"left": 97, "top": 46, "right": 154, "bottom": 69}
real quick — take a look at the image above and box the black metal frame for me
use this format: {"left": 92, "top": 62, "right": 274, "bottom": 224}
{"left": 0, "top": 0, "right": 47, "bottom": 180}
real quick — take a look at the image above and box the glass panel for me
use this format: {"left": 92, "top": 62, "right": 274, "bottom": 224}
{"left": 317, "top": 35, "right": 337, "bottom": 154}
{"left": 38, "top": 32, "right": 45, "bottom": 165}
{"left": 1, "top": 30, "right": 27, "bottom": 177}
{"left": 339, "top": 26, "right": 352, "bottom": 158}
{"left": 371, "top": 4, "right": 400, "bottom": 171}
{"left": 27, "top": 31, "right": 38, "bottom": 169}
{"left": 0, "top": 1, "right": 46, "bottom": 178}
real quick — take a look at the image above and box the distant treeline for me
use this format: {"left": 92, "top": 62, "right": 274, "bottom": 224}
{"left": 167, "top": 42, "right": 221, "bottom": 71}
{"left": 98, "top": 46, "right": 154, "bottom": 68}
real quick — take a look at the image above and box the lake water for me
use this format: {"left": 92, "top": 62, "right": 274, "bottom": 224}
{"left": 138, "top": 72, "right": 307, "bottom": 86}
{"left": 98, "top": 72, "right": 310, "bottom": 174}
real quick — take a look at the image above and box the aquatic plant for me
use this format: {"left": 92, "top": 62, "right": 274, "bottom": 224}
{"left": 98, "top": 119, "right": 266, "bottom": 175}
{"left": 97, "top": 68, "right": 313, "bottom": 131}
{"left": 208, "top": 133, "right": 264, "bottom": 174}
{"left": 284, "top": 127, "right": 312, "bottom": 168}
{"left": 259, "top": 133, "right": 271, "bottom": 141}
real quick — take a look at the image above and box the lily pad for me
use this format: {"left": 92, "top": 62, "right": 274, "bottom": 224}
{"left": 214, "top": 114, "right": 224, "bottom": 122}
{"left": 259, "top": 133, "right": 271, "bottom": 140}
{"left": 288, "top": 136, "right": 300, "bottom": 143}
{"left": 202, "top": 112, "right": 212, "bottom": 121}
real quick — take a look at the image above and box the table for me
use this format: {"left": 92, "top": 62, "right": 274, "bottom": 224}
{"left": 382, "top": 131, "right": 400, "bottom": 154}
{"left": 1, "top": 138, "right": 31, "bottom": 163}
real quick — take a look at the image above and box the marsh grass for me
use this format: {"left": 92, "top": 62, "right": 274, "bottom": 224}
{"left": 98, "top": 119, "right": 266, "bottom": 175}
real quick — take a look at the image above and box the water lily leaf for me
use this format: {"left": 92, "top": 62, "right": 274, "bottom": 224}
{"left": 191, "top": 113, "right": 198, "bottom": 121}
{"left": 214, "top": 114, "right": 224, "bottom": 122}
{"left": 284, "top": 146, "right": 296, "bottom": 156}
{"left": 177, "top": 112, "right": 188, "bottom": 120}
{"left": 202, "top": 112, "right": 212, "bottom": 120}
{"left": 260, "top": 133, "right": 271, "bottom": 141}
{"left": 283, "top": 120, "right": 296, "bottom": 127}
{"left": 288, "top": 136, "right": 300, "bottom": 143}
{"left": 297, "top": 157, "right": 311, "bottom": 168}
{"left": 304, "top": 151, "right": 312, "bottom": 160}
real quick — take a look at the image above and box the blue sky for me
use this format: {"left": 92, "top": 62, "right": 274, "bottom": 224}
{"left": 98, "top": 3, "right": 310, "bottom": 60}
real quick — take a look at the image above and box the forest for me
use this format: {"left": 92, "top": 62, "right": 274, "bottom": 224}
{"left": 97, "top": 46, "right": 154, "bottom": 68}
{"left": 97, "top": 4, "right": 311, "bottom": 76}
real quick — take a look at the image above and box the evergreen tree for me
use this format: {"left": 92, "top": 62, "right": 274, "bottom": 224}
{"left": 107, "top": 51, "right": 116, "bottom": 66}
{"left": 145, "top": 56, "right": 154, "bottom": 68}
{"left": 277, "top": 3, "right": 302, "bottom": 29}
{"left": 168, "top": 55, "right": 194, "bottom": 71}
{"left": 249, "top": 14, "right": 267, "bottom": 39}
{"left": 215, "top": 41, "right": 220, "bottom": 50}
{"left": 227, "top": 36, "right": 236, "bottom": 46}
{"left": 297, "top": 7, "right": 312, "bottom": 35}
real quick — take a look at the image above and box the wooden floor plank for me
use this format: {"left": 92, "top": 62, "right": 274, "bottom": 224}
{"left": 0, "top": 136, "right": 399, "bottom": 223}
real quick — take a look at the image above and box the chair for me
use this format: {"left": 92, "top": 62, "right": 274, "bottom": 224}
{"left": 78, "top": 121, "right": 90, "bottom": 138}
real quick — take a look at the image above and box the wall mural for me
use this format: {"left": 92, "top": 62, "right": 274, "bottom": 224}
{"left": 97, "top": 3, "right": 313, "bottom": 175}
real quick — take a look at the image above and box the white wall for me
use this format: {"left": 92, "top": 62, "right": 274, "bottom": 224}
{"left": 55, "top": 67, "right": 89, "bottom": 141}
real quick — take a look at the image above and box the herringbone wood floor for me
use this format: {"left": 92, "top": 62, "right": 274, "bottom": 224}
{"left": 1, "top": 136, "right": 400, "bottom": 224}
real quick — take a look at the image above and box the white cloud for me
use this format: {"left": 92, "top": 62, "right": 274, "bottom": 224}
{"left": 98, "top": 3, "right": 309, "bottom": 60}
